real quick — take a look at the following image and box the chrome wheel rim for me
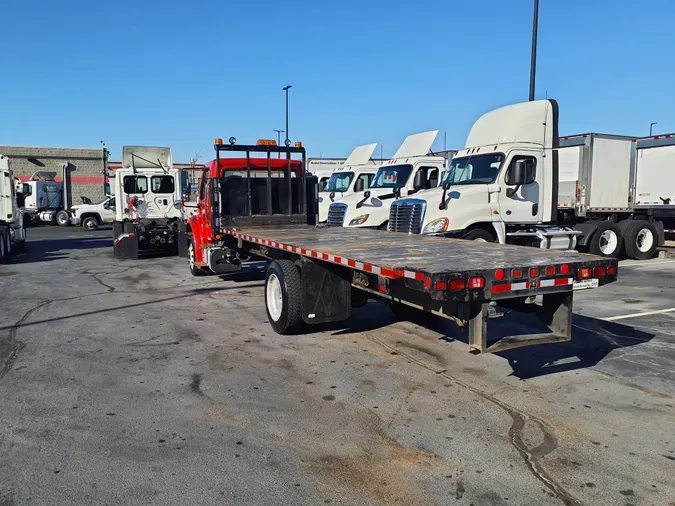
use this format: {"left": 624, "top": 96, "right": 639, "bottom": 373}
{"left": 266, "top": 273, "right": 283, "bottom": 322}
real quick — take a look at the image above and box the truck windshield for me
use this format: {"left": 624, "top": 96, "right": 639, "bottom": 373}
{"left": 370, "top": 165, "right": 412, "bottom": 189}
{"left": 324, "top": 172, "right": 353, "bottom": 192}
{"left": 442, "top": 154, "right": 504, "bottom": 186}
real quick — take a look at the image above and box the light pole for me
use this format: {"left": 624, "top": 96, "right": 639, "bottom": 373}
{"left": 650, "top": 122, "right": 658, "bottom": 136}
{"left": 273, "top": 129, "right": 285, "bottom": 158}
{"left": 529, "top": 0, "right": 539, "bottom": 101}
{"left": 283, "top": 85, "right": 292, "bottom": 145}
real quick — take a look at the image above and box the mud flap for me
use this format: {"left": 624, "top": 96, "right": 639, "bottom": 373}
{"left": 113, "top": 221, "right": 139, "bottom": 259}
{"left": 301, "top": 258, "right": 351, "bottom": 324}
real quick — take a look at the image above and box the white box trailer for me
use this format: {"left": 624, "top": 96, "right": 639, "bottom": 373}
{"left": 634, "top": 134, "right": 675, "bottom": 234}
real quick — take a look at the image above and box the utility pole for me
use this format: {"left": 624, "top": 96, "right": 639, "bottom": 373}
{"left": 283, "top": 85, "right": 292, "bottom": 145}
{"left": 650, "top": 122, "right": 658, "bottom": 136}
{"left": 273, "top": 129, "right": 285, "bottom": 158}
{"left": 529, "top": 0, "right": 540, "bottom": 101}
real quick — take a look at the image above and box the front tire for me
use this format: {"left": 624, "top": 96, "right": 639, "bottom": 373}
{"left": 463, "top": 228, "right": 495, "bottom": 242}
{"left": 265, "top": 260, "right": 303, "bottom": 334}
{"left": 588, "top": 222, "right": 621, "bottom": 258}
{"left": 188, "top": 238, "right": 209, "bottom": 276}
{"left": 56, "top": 210, "right": 70, "bottom": 227}
{"left": 82, "top": 216, "right": 100, "bottom": 231}
{"left": 622, "top": 220, "right": 658, "bottom": 260}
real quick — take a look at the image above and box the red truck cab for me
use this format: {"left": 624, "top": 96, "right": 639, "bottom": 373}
{"left": 184, "top": 139, "right": 308, "bottom": 275}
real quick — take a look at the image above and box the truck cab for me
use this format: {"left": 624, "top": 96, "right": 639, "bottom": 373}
{"left": 0, "top": 154, "right": 27, "bottom": 261}
{"left": 185, "top": 138, "right": 309, "bottom": 275}
{"left": 112, "top": 146, "right": 184, "bottom": 258}
{"left": 328, "top": 131, "right": 445, "bottom": 229}
{"left": 390, "top": 100, "right": 576, "bottom": 249}
{"left": 317, "top": 143, "right": 380, "bottom": 223}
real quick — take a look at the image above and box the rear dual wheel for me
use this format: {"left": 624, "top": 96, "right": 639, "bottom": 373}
{"left": 265, "top": 260, "right": 303, "bottom": 334}
{"left": 621, "top": 220, "right": 658, "bottom": 260}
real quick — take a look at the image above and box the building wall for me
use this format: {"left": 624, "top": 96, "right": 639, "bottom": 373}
{"left": 0, "top": 146, "right": 106, "bottom": 207}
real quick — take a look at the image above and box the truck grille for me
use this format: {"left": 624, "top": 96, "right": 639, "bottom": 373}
{"left": 389, "top": 199, "right": 425, "bottom": 234}
{"left": 327, "top": 203, "right": 347, "bottom": 226}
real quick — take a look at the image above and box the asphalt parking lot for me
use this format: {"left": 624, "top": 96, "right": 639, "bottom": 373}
{"left": 1, "top": 226, "right": 674, "bottom": 506}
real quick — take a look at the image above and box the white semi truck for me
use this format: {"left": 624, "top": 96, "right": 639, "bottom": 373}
{"left": 318, "top": 144, "right": 382, "bottom": 223}
{"left": 306, "top": 158, "right": 346, "bottom": 191}
{"left": 327, "top": 131, "right": 447, "bottom": 229}
{"left": 0, "top": 154, "right": 27, "bottom": 261}
{"left": 388, "top": 99, "right": 670, "bottom": 260}
{"left": 112, "top": 146, "right": 184, "bottom": 259}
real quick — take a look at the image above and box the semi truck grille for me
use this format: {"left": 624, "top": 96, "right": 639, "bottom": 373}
{"left": 327, "top": 203, "right": 347, "bottom": 226}
{"left": 389, "top": 199, "right": 425, "bottom": 234}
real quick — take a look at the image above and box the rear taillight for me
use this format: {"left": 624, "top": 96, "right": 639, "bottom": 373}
{"left": 512, "top": 269, "right": 523, "bottom": 279}
{"left": 593, "top": 266, "right": 606, "bottom": 277}
{"left": 560, "top": 263, "right": 570, "bottom": 275}
{"left": 607, "top": 266, "right": 617, "bottom": 275}
{"left": 495, "top": 269, "right": 505, "bottom": 281}
{"left": 468, "top": 276, "right": 485, "bottom": 289}
{"left": 434, "top": 281, "right": 447, "bottom": 290}
{"left": 449, "top": 279, "right": 465, "bottom": 291}
{"left": 578, "top": 267, "right": 591, "bottom": 279}
{"left": 545, "top": 266, "right": 555, "bottom": 276}
{"left": 529, "top": 268, "right": 539, "bottom": 277}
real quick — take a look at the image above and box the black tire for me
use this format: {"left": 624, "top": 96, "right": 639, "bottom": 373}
{"left": 56, "top": 210, "right": 70, "bottom": 227}
{"left": 177, "top": 231, "right": 189, "bottom": 258}
{"left": 378, "top": 221, "right": 389, "bottom": 231}
{"left": 0, "top": 230, "right": 7, "bottom": 262}
{"left": 588, "top": 222, "right": 622, "bottom": 258}
{"left": 82, "top": 216, "right": 100, "bottom": 231}
{"left": 622, "top": 220, "right": 658, "bottom": 260}
{"left": 265, "top": 260, "right": 303, "bottom": 334}
{"left": 188, "top": 238, "right": 209, "bottom": 276}
{"left": 462, "top": 228, "right": 495, "bottom": 242}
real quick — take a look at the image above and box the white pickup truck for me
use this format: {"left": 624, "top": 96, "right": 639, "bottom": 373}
{"left": 68, "top": 197, "right": 116, "bottom": 230}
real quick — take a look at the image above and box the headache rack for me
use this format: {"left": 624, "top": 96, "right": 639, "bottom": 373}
{"left": 213, "top": 141, "right": 311, "bottom": 229}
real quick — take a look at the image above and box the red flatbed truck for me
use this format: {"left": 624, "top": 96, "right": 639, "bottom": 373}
{"left": 185, "top": 134, "right": 618, "bottom": 354}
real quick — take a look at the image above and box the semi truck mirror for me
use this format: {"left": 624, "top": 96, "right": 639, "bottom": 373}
{"left": 507, "top": 160, "right": 528, "bottom": 186}
{"left": 363, "top": 190, "right": 371, "bottom": 199}
{"left": 354, "top": 179, "right": 364, "bottom": 192}
{"left": 413, "top": 170, "right": 425, "bottom": 189}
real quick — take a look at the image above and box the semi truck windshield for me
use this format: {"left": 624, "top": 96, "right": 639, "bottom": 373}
{"left": 370, "top": 165, "right": 412, "bottom": 189}
{"left": 324, "top": 172, "right": 353, "bottom": 192}
{"left": 442, "top": 154, "right": 504, "bottom": 186}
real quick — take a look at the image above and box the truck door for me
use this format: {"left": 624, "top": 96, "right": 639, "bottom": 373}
{"left": 499, "top": 152, "right": 543, "bottom": 224}
{"left": 409, "top": 165, "right": 441, "bottom": 194}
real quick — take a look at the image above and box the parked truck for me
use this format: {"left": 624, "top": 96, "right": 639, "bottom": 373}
{"left": 306, "top": 158, "right": 346, "bottom": 191}
{"left": 318, "top": 144, "right": 381, "bottom": 223}
{"left": 112, "top": 146, "right": 184, "bottom": 259}
{"left": 183, "top": 122, "right": 618, "bottom": 354}
{"left": 388, "top": 99, "right": 669, "bottom": 260}
{"left": 327, "top": 131, "right": 447, "bottom": 229}
{"left": 0, "top": 154, "right": 27, "bottom": 261}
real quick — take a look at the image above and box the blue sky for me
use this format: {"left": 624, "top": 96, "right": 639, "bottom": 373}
{"left": 1, "top": 0, "right": 674, "bottom": 162}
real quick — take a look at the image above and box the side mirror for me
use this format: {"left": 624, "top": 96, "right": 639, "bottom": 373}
{"left": 174, "top": 200, "right": 182, "bottom": 208}
{"left": 413, "top": 170, "right": 425, "bottom": 190}
{"left": 329, "top": 191, "right": 335, "bottom": 202}
{"left": 354, "top": 178, "right": 364, "bottom": 193}
{"left": 507, "top": 160, "right": 528, "bottom": 186}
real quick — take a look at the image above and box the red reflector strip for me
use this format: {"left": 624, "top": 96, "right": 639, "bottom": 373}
{"left": 424, "top": 277, "right": 431, "bottom": 289}
{"left": 491, "top": 283, "right": 511, "bottom": 294}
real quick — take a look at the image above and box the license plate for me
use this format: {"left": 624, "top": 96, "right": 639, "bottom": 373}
{"left": 573, "top": 278, "right": 599, "bottom": 290}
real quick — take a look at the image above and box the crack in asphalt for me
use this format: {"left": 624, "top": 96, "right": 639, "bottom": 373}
{"left": 364, "top": 331, "right": 583, "bottom": 506}
{"left": 0, "top": 301, "right": 53, "bottom": 381}
{"left": 90, "top": 273, "right": 116, "bottom": 293}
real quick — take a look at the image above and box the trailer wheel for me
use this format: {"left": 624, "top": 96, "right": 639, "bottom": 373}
{"left": 623, "top": 220, "right": 658, "bottom": 260}
{"left": 265, "top": 260, "right": 303, "bottom": 334}
{"left": 463, "top": 228, "right": 495, "bottom": 242}
{"left": 588, "top": 222, "right": 621, "bottom": 258}
{"left": 56, "top": 210, "right": 70, "bottom": 227}
{"left": 188, "top": 238, "right": 209, "bottom": 276}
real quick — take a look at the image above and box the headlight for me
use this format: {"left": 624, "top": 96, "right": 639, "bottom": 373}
{"left": 422, "top": 217, "right": 449, "bottom": 234}
{"left": 348, "top": 214, "right": 369, "bottom": 226}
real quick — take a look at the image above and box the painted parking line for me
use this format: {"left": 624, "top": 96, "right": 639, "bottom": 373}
{"left": 619, "top": 259, "right": 675, "bottom": 268}
{"left": 603, "top": 307, "right": 675, "bottom": 321}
